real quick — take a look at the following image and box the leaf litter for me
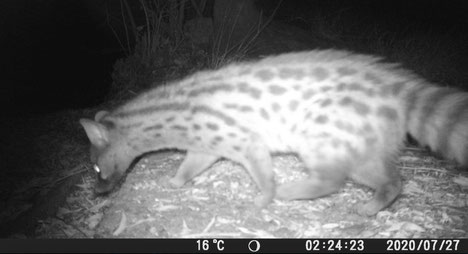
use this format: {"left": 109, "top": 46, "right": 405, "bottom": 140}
{"left": 33, "top": 146, "right": 467, "bottom": 238}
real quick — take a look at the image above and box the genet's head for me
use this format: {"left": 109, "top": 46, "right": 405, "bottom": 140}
{"left": 80, "top": 111, "right": 135, "bottom": 194}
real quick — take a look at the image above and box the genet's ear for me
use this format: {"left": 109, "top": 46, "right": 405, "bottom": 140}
{"left": 79, "top": 118, "right": 109, "bottom": 147}
{"left": 95, "top": 110, "right": 109, "bottom": 122}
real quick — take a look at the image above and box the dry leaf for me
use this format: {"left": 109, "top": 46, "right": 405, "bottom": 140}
{"left": 89, "top": 200, "right": 109, "bottom": 213}
{"left": 452, "top": 176, "right": 468, "bottom": 187}
{"left": 113, "top": 211, "right": 127, "bottom": 236}
{"left": 57, "top": 207, "right": 73, "bottom": 217}
{"left": 403, "top": 180, "right": 424, "bottom": 195}
{"left": 237, "top": 227, "right": 275, "bottom": 237}
{"left": 401, "top": 222, "right": 425, "bottom": 232}
{"left": 322, "top": 223, "right": 340, "bottom": 229}
{"left": 154, "top": 204, "right": 179, "bottom": 212}
{"left": 180, "top": 220, "right": 191, "bottom": 236}
{"left": 87, "top": 213, "right": 103, "bottom": 229}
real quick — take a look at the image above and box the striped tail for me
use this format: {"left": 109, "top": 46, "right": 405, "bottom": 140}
{"left": 404, "top": 83, "right": 468, "bottom": 167}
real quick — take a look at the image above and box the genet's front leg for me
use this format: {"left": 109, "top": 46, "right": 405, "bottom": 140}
{"left": 169, "top": 151, "right": 219, "bottom": 187}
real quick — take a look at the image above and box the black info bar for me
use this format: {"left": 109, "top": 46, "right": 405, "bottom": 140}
{"left": 0, "top": 238, "right": 466, "bottom": 253}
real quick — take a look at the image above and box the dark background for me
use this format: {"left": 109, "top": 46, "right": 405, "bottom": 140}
{"left": 0, "top": 0, "right": 467, "bottom": 238}
{"left": 0, "top": 0, "right": 467, "bottom": 117}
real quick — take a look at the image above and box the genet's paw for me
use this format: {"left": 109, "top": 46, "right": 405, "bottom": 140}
{"left": 253, "top": 191, "right": 275, "bottom": 208}
{"left": 168, "top": 176, "right": 186, "bottom": 188}
{"left": 276, "top": 183, "right": 296, "bottom": 200}
{"left": 355, "top": 202, "right": 380, "bottom": 217}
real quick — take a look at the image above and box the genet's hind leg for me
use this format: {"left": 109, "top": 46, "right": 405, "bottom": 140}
{"left": 169, "top": 151, "right": 219, "bottom": 187}
{"left": 277, "top": 156, "right": 348, "bottom": 201}
{"left": 350, "top": 156, "right": 401, "bottom": 216}
{"left": 243, "top": 138, "right": 275, "bottom": 208}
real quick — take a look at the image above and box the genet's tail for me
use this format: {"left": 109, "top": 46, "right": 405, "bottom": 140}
{"left": 403, "top": 82, "right": 468, "bottom": 167}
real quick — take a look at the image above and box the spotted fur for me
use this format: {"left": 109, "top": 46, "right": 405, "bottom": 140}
{"left": 80, "top": 49, "right": 468, "bottom": 216}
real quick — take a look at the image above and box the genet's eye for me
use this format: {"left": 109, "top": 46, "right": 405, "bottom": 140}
{"left": 93, "top": 164, "right": 101, "bottom": 174}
